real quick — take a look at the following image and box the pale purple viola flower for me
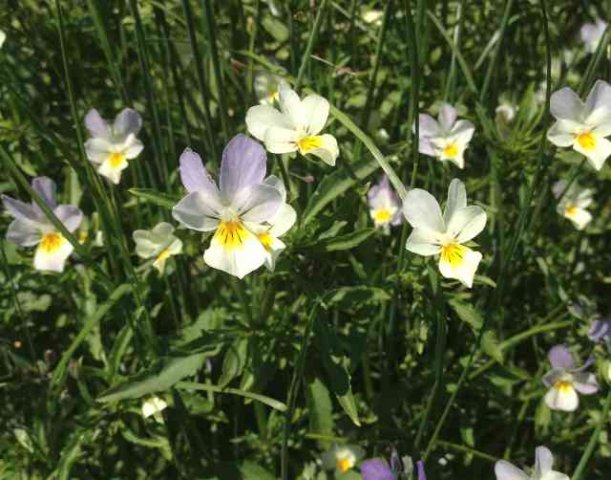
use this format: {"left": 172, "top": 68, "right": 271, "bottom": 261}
{"left": 417, "top": 103, "right": 475, "bottom": 169}
{"left": 84, "top": 108, "right": 144, "bottom": 184}
{"left": 580, "top": 19, "right": 608, "bottom": 54}
{"left": 495, "top": 446, "right": 569, "bottom": 480}
{"left": 172, "top": 134, "right": 295, "bottom": 279}
{"left": 361, "top": 453, "right": 426, "bottom": 480}
{"left": 368, "top": 175, "right": 402, "bottom": 229}
{"left": 1, "top": 177, "right": 83, "bottom": 272}
{"left": 542, "top": 344, "right": 599, "bottom": 412}
{"left": 588, "top": 319, "right": 611, "bottom": 343}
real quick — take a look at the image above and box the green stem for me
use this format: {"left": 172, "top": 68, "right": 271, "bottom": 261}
{"left": 295, "top": 0, "right": 329, "bottom": 90}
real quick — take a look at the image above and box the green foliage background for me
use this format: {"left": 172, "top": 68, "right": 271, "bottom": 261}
{"left": 0, "top": 0, "right": 610, "bottom": 478}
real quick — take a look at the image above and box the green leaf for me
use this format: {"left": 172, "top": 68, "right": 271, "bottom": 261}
{"left": 307, "top": 229, "right": 375, "bottom": 252}
{"left": 302, "top": 157, "right": 379, "bottom": 224}
{"left": 323, "top": 286, "right": 391, "bottom": 308}
{"left": 314, "top": 319, "right": 361, "bottom": 426}
{"left": 98, "top": 353, "right": 206, "bottom": 403}
{"left": 128, "top": 188, "right": 179, "bottom": 209}
{"left": 305, "top": 377, "right": 334, "bottom": 448}
{"left": 481, "top": 330, "right": 504, "bottom": 364}
{"left": 218, "top": 337, "right": 249, "bottom": 388}
{"left": 448, "top": 299, "right": 484, "bottom": 331}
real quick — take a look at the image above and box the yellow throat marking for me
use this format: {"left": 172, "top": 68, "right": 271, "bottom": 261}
{"left": 39, "top": 232, "right": 63, "bottom": 254}
{"left": 336, "top": 456, "right": 354, "bottom": 473}
{"left": 373, "top": 208, "right": 393, "bottom": 224}
{"left": 258, "top": 232, "right": 274, "bottom": 251}
{"left": 216, "top": 221, "right": 248, "bottom": 250}
{"left": 109, "top": 151, "right": 126, "bottom": 168}
{"left": 576, "top": 131, "right": 596, "bottom": 151}
{"left": 297, "top": 135, "right": 323, "bottom": 154}
{"left": 442, "top": 143, "right": 459, "bottom": 158}
{"left": 553, "top": 380, "right": 573, "bottom": 394}
{"left": 440, "top": 243, "right": 466, "bottom": 267}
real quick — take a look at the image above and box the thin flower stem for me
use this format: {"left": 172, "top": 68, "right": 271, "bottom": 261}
{"left": 571, "top": 387, "right": 611, "bottom": 480}
{"left": 246, "top": 0, "right": 261, "bottom": 98}
{"left": 295, "top": 0, "right": 329, "bottom": 90}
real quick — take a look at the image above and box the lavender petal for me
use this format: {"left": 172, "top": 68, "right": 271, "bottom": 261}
{"left": 219, "top": 134, "right": 267, "bottom": 200}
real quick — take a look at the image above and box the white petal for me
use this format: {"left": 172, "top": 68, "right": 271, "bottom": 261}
{"left": 547, "top": 120, "right": 582, "bottom": 147}
{"left": 405, "top": 229, "right": 442, "bottom": 256}
{"left": 402, "top": 189, "right": 444, "bottom": 234}
{"left": 33, "top": 235, "right": 74, "bottom": 272}
{"left": 494, "top": 461, "right": 529, "bottom": 480}
{"left": 447, "top": 206, "right": 487, "bottom": 243}
{"left": 584, "top": 80, "right": 611, "bottom": 126}
{"left": 438, "top": 103, "right": 457, "bottom": 132}
{"left": 245, "top": 105, "right": 292, "bottom": 141}
{"left": 534, "top": 446, "right": 554, "bottom": 477}
{"left": 573, "top": 134, "right": 611, "bottom": 170}
{"left": 97, "top": 157, "right": 128, "bottom": 184}
{"left": 85, "top": 137, "right": 113, "bottom": 163}
{"left": 264, "top": 127, "right": 299, "bottom": 154}
{"left": 122, "top": 134, "right": 144, "bottom": 159}
{"left": 268, "top": 203, "right": 297, "bottom": 237}
{"left": 278, "top": 85, "right": 303, "bottom": 127}
{"left": 417, "top": 113, "right": 441, "bottom": 138}
{"left": 563, "top": 207, "right": 592, "bottom": 230}
{"left": 304, "top": 134, "right": 339, "bottom": 166}
{"left": 300, "top": 94, "right": 330, "bottom": 135}
{"left": 203, "top": 222, "right": 267, "bottom": 279}
{"left": 444, "top": 178, "right": 467, "bottom": 224}
{"left": 544, "top": 385, "right": 578, "bottom": 411}
{"left": 550, "top": 87, "right": 585, "bottom": 121}
{"left": 142, "top": 397, "right": 168, "bottom": 418}
{"left": 172, "top": 191, "right": 222, "bottom": 232}
{"left": 438, "top": 245, "right": 482, "bottom": 288}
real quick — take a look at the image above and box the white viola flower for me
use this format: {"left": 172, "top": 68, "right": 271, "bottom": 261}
{"left": 495, "top": 446, "right": 569, "bottom": 480}
{"left": 552, "top": 180, "right": 593, "bottom": 231}
{"left": 246, "top": 85, "right": 339, "bottom": 166}
{"left": 141, "top": 396, "right": 168, "bottom": 421}
{"left": 362, "top": 9, "right": 384, "bottom": 25}
{"left": 133, "top": 222, "right": 183, "bottom": 273}
{"left": 580, "top": 19, "right": 608, "bottom": 54}
{"left": 172, "top": 135, "right": 291, "bottom": 279}
{"left": 417, "top": 103, "right": 475, "bottom": 169}
{"left": 547, "top": 80, "right": 611, "bottom": 171}
{"left": 1, "top": 177, "right": 83, "bottom": 272}
{"left": 84, "top": 108, "right": 144, "bottom": 184}
{"left": 254, "top": 71, "right": 289, "bottom": 106}
{"left": 0, "top": 30, "right": 6, "bottom": 49}
{"left": 542, "top": 344, "right": 599, "bottom": 412}
{"left": 321, "top": 444, "right": 365, "bottom": 474}
{"left": 368, "top": 175, "right": 402, "bottom": 229}
{"left": 247, "top": 176, "right": 296, "bottom": 271}
{"left": 403, "top": 179, "right": 487, "bottom": 288}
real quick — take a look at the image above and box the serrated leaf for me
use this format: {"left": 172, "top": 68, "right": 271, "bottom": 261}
{"left": 305, "top": 377, "right": 334, "bottom": 448}
{"left": 218, "top": 337, "right": 249, "bottom": 388}
{"left": 449, "top": 299, "right": 483, "bottom": 330}
{"left": 481, "top": 330, "right": 504, "bottom": 364}
{"left": 98, "top": 353, "right": 205, "bottom": 403}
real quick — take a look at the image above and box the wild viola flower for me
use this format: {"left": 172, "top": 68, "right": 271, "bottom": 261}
{"left": 361, "top": 453, "right": 426, "bottom": 480}
{"left": 172, "top": 134, "right": 293, "bottom": 279}
{"left": 1, "top": 177, "right": 83, "bottom": 272}
{"left": 542, "top": 344, "right": 599, "bottom": 412}
{"left": 254, "top": 71, "right": 288, "bottom": 106}
{"left": 588, "top": 318, "right": 611, "bottom": 343}
{"left": 133, "top": 222, "right": 183, "bottom": 273}
{"left": 0, "top": 29, "right": 5, "bottom": 48}
{"left": 245, "top": 84, "right": 339, "bottom": 166}
{"left": 417, "top": 103, "right": 475, "bottom": 169}
{"left": 321, "top": 444, "right": 364, "bottom": 474}
{"left": 580, "top": 19, "right": 608, "bottom": 54}
{"left": 547, "top": 80, "right": 611, "bottom": 171}
{"left": 403, "top": 178, "right": 487, "bottom": 288}
{"left": 84, "top": 108, "right": 144, "bottom": 184}
{"left": 368, "top": 175, "right": 402, "bottom": 229}
{"left": 552, "top": 179, "right": 593, "bottom": 231}
{"left": 495, "top": 446, "right": 569, "bottom": 480}
{"left": 496, "top": 102, "right": 517, "bottom": 124}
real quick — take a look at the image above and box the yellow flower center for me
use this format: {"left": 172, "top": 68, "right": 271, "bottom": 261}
{"left": 216, "top": 220, "right": 248, "bottom": 250}
{"left": 565, "top": 205, "right": 578, "bottom": 217}
{"left": 440, "top": 242, "right": 466, "bottom": 267}
{"left": 297, "top": 135, "right": 323, "bottom": 154}
{"left": 576, "top": 131, "right": 596, "bottom": 151}
{"left": 109, "top": 151, "right": 126, "bottom": 168}
{"left": 258, "top": 232, "right": 274, "bottom": 251}
{"left": 39, "top": 232, "right": 63, "bottom": 253}
{"left": 157, "top": 248, "right": 171, "bottom": 263}
{"left": 553, "top": 380, "right": 573, "bottom": 393}
{"left": 372, "top": 208, "right": 393, "bottom": 224}
{"left": 442, "top": 143, "right": 459, "bottom": 158}
{"left": 336, "top": 456, "right": 354, "bottom": 473}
